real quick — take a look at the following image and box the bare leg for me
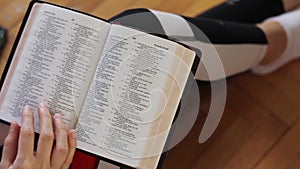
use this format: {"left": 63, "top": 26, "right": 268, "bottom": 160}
{"left": 253, "top": 7, "right": 300, "bottom": 74}
{"left": 257, "top": 22, "right": 287, "bottom": 65}
{"left": 283, "top": 0, "right": 300, "bottom": 11}
{"left": 257, "top": 0, "right": 300, "bottom": 62}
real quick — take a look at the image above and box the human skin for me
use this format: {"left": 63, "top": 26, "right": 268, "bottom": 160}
{"left": 258, "top": 0, "right": 300, "bottom": 65}
{"left": 0, "top": 103, "right": 76, "bottom": 169}
{"left": 257, "top": 21, "right": 288, "bottom": 65}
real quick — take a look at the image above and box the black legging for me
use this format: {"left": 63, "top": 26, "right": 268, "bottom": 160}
{"left": 0, "top": 146, "right": 3, "bottom": 161}
{"left": 109, "top": 0, "right": 285, "bottom": 44}
{"left": 198, "top": 0, "right": 285, "bottom": 23}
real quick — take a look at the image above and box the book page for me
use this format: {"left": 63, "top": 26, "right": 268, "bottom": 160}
{"left": 76, "top": 24, "right": 195, "bottom": 168}
{"left": 0, "top": 2, "right": 111, "bottom": 130}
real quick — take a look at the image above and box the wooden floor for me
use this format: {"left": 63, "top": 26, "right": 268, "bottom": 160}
{"left": 1, "top": 0, "right": 300, "bottom": 169}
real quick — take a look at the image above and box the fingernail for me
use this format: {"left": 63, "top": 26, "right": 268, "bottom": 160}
{"left": 54, "top": 113, "right": 62, "bottom": 120}
{"left": 71, "top": 130, "right": 76, "bottom": 138}
{"left": 10, "top": 122, "right": 16, "bottom": 132}
{"left": 24, "top": 105, "right": 32, "bottom": 111}
{"left": 39, "top": 102, "right": 47, "bottom": 109}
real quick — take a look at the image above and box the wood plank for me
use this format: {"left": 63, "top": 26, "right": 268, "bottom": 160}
{"left": 277, "top": 60, "right": 300, "bottom": 82}
{"left": 0, "top": 0, "right": 12, "bottom": 11}
{"left": 222, "top": 114, "right": 287, "bottom": 169}
{"left": 91, "top": 0, "right": 136, "bottom": 20}
{"left": 182, "top": 0, "right": 224, "bottom": 16}
{"left": 65, "top": 0, "right": 106, "bottom": 13}
{"left": 231, "top": 73, "right": 300, "bottom": 126}
{"left": 226, "top": 81, "right": 268, "bottom": 124}
{"left": 190, "top": 117, "right": 253, "bottom": 169}
{"left": 286, "top": 154, "right": 300, "bottom": 169}
{"left": 254, "top": 120, "right": 300, "bottom": 169}
{"left": 127, "top": 0, "right": 165, "bottom": 10}
{"left": 150, "top": 0, "right": 195, "bottom": 14}
{"left": 0, "top": 0, "right": 30, "bottom": 29}
{"left": 263, "top": 71, "right": 300, "bottom": 108}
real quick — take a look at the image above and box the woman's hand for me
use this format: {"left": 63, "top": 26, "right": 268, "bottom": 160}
{"left": 0, "top": 103, "right": 77, "bottom": 169}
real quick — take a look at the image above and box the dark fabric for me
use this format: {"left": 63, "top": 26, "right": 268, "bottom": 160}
{"left": 109, "top": 8, "right": 166, "bottom": 35}
{"left": 0, "top": 27, "right": 7, "bottom": 54}
{"left": 197, "top": 0, "right": 285, "bottom": 23}
{"left": 184, "top": 16, "right": 268, "bottom": 44}
{"left": 110, "top": 8, "right": 267, "bottom": 44}
{"left": 0, "top": 146, "right": 3, "bottom": 161}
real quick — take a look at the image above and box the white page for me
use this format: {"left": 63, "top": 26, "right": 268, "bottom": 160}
{"left": 76, "top": 24, "right": 194, "bottom": 168}
{"left": 0, "top": 2, "right": 111, "bottom": 130}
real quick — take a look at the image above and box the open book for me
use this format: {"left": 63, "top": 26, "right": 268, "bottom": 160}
{"left": 0, "top": 1, "right": 195, "bottom": 168}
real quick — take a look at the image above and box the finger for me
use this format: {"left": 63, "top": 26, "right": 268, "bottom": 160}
{"left": 50, "top": 114, "right": 68, "bottom": 169}
{"left": 61, "top": 130, "right": 76, "bottom": 169}
{"left": 18, "top": 105, "right": 35, "bottom": 157}
{"left": 36, "top": 102, "right": 54, "bottom": 160}
{"left": 0, "top": 122, "right": 20, "bottom": 167}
